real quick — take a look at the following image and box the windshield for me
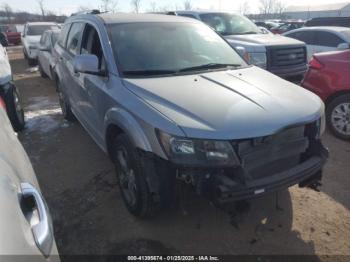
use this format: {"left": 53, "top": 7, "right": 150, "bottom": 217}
{"left": 199, "top": 13, "right": 261, "bottom": 35}
{"left": 109, "top": 22, "right": 246, "bottom": 77}
{"left": 27, "top": 25, "right": 60, "bottom": 36}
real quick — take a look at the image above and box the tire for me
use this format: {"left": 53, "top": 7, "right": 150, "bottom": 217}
{"left": 111, "top": 134, "right": 160, "bottom": 218}
{"left": 38, "top": 61, "right": 48, "bottom": 78}
{"left": 57, "top": 81, "right": 75, "bottom": 121}
{"left": 0, "top": 33, "right": 8, "bottom": 47}
{"left": 326, "top": 94, "right": 350, "bottom": 140}
{"left": 28, "top": 58, "right": 37, "bottom": 66}
{"left": 3, "top": 84, "right": 25, "bottom": 132}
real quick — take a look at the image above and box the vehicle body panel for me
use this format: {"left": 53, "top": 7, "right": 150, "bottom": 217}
{"left": 0, "top": 107, "right": 59, "bottom": 259}
{"left": 302, "top": 50, "right": 350, "bottom": 102}
{"left": 38, "top": 30, "right": 61, "bottom": 79}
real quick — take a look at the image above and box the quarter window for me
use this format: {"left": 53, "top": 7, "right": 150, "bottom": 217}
{"left": 314, "top": 31, "right": 343, "bottom": 47}
{"left": 66, "top": 23, "right": 84, "bottom": 55}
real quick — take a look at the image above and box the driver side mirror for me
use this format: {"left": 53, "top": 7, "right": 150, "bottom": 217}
{"left": 73, "top": 54, "right": 105, "bottom": 76}
{"left": 337, "top": 43, "right": 349, "bottom": 50}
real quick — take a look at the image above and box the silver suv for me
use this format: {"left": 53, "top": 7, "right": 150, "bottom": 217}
{"left": 54, "top": 13, "right": 328, "bottom": 218}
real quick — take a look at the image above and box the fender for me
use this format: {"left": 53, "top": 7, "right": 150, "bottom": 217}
{"left": 104, "top": 107, "right": 152, "bottom": 152}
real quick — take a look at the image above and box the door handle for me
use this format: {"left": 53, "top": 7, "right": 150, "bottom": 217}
{"left": 21, "top": 183, "right": 53, "bottom": 257}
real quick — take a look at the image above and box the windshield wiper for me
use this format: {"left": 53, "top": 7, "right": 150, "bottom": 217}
{"left": 123, "top": 70, "right": 177, "bottom": 77}
{"left": 178, "top": 63, "right": 241, "bottom": 73}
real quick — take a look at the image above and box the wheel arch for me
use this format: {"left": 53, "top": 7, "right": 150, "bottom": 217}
{"left": 325, "top": 90, "right": 350, "bottom": 107}
{"left": 104, "top": 108, "right": 152, "bottom": 158}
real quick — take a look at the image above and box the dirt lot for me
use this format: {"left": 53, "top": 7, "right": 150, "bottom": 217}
{"left": 7, "top": 46, "right": 350, "bottom": 259}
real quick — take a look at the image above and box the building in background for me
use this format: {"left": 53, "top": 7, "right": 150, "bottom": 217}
{"left": 284, "top": 2, "right": 350, "bottom": 20}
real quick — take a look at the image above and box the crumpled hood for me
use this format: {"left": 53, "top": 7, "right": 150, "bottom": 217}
{"left": 0, "top": 45, "right": 11, "bottom": 85}
{"left": 123, "top": 66, "right": 323, "bottom": 140}
{"left": 225, "top": 33, "right": 304, "bottom": 47}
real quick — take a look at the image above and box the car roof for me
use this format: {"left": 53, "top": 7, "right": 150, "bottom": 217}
{"left": 174, "top": 10, "right": 237, "bottom": 15}
{"left": 287, "top": 26, "right": 350, "bottom": 33}
{"left": 26, "top": 22, "right": 58, "bottom": 26}
{"left": 96, "top": 13, "right": 200, "bottom": 24}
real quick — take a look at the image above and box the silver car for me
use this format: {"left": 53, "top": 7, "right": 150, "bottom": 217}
{"left": 54, "top": 13, "right": 328, "bottom": 218}
{"left": 38, "top": 29, "right": 61, "bottom": 81}
{"left": 0, "top": 98, "right": 59, "bottom": 260}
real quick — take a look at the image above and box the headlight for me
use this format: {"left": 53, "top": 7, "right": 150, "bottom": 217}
{"left": 243, "top": 52, "right": 267, "bottom": 68}
{"left": 157, "top": 130, "right": 239, "bottom": 167}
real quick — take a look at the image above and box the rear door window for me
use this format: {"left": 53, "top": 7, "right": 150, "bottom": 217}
{"left": 287, "top": 31, "right": 315, "bottom": 45}
{"left": 66, "top": 23, "right": 85, "bottom": 55}
{"left": 314, "top": 31, "right": 343, "bottom": 47}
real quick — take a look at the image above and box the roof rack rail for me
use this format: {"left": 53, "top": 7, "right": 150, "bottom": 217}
{"left": 71, "top": 9, "right": 101, "bottom": 17}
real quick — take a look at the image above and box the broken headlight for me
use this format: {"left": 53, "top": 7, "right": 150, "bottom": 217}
{"left": 157, "top": 130, "right": 239, "bottom": 167}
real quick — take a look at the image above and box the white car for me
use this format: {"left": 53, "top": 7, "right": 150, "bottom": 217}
{"left": 21, "top": 22, "right": 60, "bottom": 66}
{"left": 38, "top": 29, "right": 61, "bottom": 81}
{"left": 283, "top": 26, "right": 350, "bottom": 60}
{"left": 0, "top": 98, "right": 59, "bottom": 260}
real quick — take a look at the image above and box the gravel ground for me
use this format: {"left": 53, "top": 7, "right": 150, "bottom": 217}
{"left": 8, "top": 47, "right": 350, "bottom": 260}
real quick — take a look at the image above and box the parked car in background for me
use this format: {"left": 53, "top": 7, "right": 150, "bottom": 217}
{"left": 0, "top": 24, "right": 21, "bottom": 45}
{"left": 284, "top": 27, "right": 350, "bottom": 60}
{"left": 305, "top": 17, "right": 350, "bottom": 27}
{"left": 0, "top": 98, "right": 59, "bottom": 260}
{"left": 270, "top": 21, "right": 304, "bottom": 34}
{"left": 55, "top": 13, "right": 327, "bottom": 218}
{"left": 0, "top": 43, "right": 25, "bottom": 131}
{"left": 255, "top": 21, "right": 281, "bottom": 30}
{"left": 38, "top": 29, "right": 61, "bottom": 80}
{"left": 22, "top": 22, "right": 60, "bottom": 66}
{"left": 172, "top": 11, "right": 308, "bottom": 82}
{"left": 302, "top": 50, "right": 350, "bottom": 140}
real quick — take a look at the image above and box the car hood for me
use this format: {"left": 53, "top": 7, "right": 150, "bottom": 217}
{"left": 0, "top": 45, "right": 11, "bottom": 85}
{"left": 123, "top": 66, "right": 323, "bottom": 140}
{"left": 225, "top": 33, "right": 304, "bottom": 47}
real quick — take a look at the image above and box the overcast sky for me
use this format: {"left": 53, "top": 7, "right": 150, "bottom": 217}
{"left": 0, "top": 0, "right": 348, "bottom": 16}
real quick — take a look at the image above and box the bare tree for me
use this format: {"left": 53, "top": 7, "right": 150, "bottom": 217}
{"left": 130, "top": 0, "right": 141, "bottom": 13}
{"left": 36, "top": 0, "right": 46, "bottom": 18}
{"left": 100, "top": 0, "right": 118, "bottom": 13}
{"left": 239, "top": 1, "right": 250, "bottom": 15}
{"left": 274, "top": 0, "right": 287, "bottom": 17}
{"left": 183, "top": 0, "right": 192, "bottom": 10}
{"left": 2, "top": 4, "right": 13, "bottom": 23}
{"left": 149, "top": 1, "right": 157, "bottom": 12}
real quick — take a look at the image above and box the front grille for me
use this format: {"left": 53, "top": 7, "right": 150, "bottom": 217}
{"left": 267, "top": 46, "right": 307, "bottom": 68}
{"left": 233, "top": 126, "right": 309, "bottom": 180}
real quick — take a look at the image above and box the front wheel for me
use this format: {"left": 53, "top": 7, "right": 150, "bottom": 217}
{"left": 57, "top": 81, "right": 75, "bottom": 121}
{"left": 326, "top": 94, "right": 350, "bottom": 140}
{"left": 112, "top": 134, "right": 159, "bottom": 218}
{"left": 3, "top": 84, "right": 25, "bottom": 132}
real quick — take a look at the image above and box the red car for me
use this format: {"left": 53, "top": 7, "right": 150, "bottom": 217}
{"left": 302, "top": 50, "right": 350, "bottom": 140}
{"left": 0, "top": 25, "right": 21, "bottom": 45}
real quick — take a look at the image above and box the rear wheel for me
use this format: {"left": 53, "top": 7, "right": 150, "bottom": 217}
{"left": 57, "top": 81, "right": 75, "bottom": 121}
{"left": 3, "top": 84, "right": 25, "bottom": 132}
{"left": 326, "top": 94, "right": 350, "bottom": 140}
{"left": 111, "top": 134, "right": 160, "bottom": 218}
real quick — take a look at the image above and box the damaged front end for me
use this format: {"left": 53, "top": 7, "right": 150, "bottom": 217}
{"left": 154, "top": 121, "right": 328, "bottom": 206}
